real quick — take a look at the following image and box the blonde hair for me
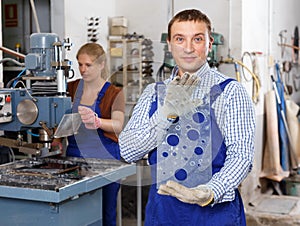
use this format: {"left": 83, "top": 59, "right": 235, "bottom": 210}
{"left": 76, "top": 43, "right": 109, "bottom": 79}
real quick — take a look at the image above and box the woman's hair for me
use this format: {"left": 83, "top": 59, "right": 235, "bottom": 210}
{"left": 76, "top": 42, "right": 109, "bottom": 79}
{"left": 167, "top": 9, "right": 212, "bottom": 41}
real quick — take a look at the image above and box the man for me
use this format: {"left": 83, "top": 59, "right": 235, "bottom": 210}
{"left": 119, "top": 9, "right": 255, "bottom": 226}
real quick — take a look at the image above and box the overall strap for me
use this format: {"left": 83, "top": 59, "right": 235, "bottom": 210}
{"left": 95, "top": 81, "right": 111, "bottom": 116}
{"left": 149, "top": 82, "right": 164, "bottom": 117}
{"left": 72, "top": 79, "right": 84, "bottom": 112}
{"left": 220, "top": 78, "right": 235, "bottom": 90}
{"left": 210, "top": 78, "right": 236, "bottom": 104}
{"left": 95, "top": 81, "right": 111, "bottom": 138}
{"left": 72, "top": 80, "right": 111, "bottom": 116}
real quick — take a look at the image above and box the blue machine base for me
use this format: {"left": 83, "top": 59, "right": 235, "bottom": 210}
{"left": 0, "top": 188, "right": 102, "bottom": 226}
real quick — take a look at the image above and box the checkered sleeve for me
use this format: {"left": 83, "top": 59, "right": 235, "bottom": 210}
{"left": 119, "top": 84, "right": 171, "bottom": 163}
{"left": 207, "top": 81, "right": 256, "bottom": 204}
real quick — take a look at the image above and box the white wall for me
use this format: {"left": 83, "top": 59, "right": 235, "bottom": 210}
{"left": 272, "top": 0, "right": 300, "bottom": 103}
{"left": 114, "top": 0, "right": 170, "bottom": 75}
{"left": 114, "top": 0, "right": 242, "bottom": 79}
{"left": 51, "top": 0, "right": 116, "bottom": 80}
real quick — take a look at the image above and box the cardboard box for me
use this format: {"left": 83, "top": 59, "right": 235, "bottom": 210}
{"left": 110, "top": 26, "right": 128, "bottom": 36}
{"left": 110, "top": 47, "right": 123, "bottom": 57}
{"left": 111, "top": 17, "right": 128, "bottom": 27}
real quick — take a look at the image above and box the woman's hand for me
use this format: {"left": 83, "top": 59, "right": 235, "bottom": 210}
{"left": 78, "top": 106, "right": 101, "bottom": 129}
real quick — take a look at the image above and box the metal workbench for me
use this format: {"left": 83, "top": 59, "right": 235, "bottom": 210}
{"left": 0, "top": 157, "right": 136, "bottom": 226}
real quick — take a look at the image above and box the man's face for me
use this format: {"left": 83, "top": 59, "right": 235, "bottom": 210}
{"left": 167, "top": 20, "right": 213, "bottom": 76}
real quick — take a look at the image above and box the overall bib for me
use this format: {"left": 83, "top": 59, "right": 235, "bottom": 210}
{"left": 67, "top": 80, "right": 120, "bottom": 226}
{"left": 145, "top": 79, "right": 246, "bottom": 226}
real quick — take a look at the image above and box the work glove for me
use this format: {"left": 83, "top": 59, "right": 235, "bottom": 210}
{"left": 158, "top": 180, "right": 214, "bottom": 207}
{"left": 159, "top": 72, "right": 201, "bottom": 121}
{"left": 78, "top": 106, "right": 101, "bottom": 129}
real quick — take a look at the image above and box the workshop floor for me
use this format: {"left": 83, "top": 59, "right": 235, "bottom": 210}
{"left": 119, "top": 160, "right": 150, "bottom": 226}
{"left": 120, "top": 183, "right": 148, "bottom": 226}
{"left": 246, "top": 194, "right": 300, "bottom": 225}
{"left": 122, "top": 218, "right": 139, "bottom": 226}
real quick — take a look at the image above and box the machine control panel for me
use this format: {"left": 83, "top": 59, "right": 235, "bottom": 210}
{"left": 0, "top": 92, "right": 13, "bottom": 123}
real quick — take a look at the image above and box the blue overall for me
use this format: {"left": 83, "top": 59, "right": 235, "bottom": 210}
{"left": 145, "top": 79, "right": 246, "bottom": 226}
{"left": 66, "top": 80, "right": 120, "bottom": 226}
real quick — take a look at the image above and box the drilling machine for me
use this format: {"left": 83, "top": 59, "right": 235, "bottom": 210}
{"left": 0, "top": 33, "right": 73, "bottom": 158}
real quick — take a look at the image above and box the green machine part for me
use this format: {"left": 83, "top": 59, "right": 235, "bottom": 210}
{"left": 208, "top": 32, "right": 224, "bottom": 67}
{"left": 161, "top": 33, "right": 176, "bottom": 68}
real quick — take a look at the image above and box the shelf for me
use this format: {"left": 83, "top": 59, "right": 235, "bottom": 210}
{"left": 108, "top": 38, "right": 143, "bottom": 124}
{"left": 110, "top": 55, "right": 123, "bottom": 59}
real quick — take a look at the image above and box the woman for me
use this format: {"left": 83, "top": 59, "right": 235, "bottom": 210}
{"left": 67, "top": 42, "right": 125, "bottom": 226}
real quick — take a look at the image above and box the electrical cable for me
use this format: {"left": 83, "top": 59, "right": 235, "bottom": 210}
{"left": 241, "top": 52, "right": 262, "bottom": 104}
{"left": 12, "top": 80, "right": 37, "bottom": 102}
{"left": 12, "top": 68, "right": 27, "bottom": 87}
{"left": 221, "top": 57, "right": 261, "bottom": 104}
{"left": 0, "top": 58, "right": 25, "bottom": 67}
{"left": 235, "top": 59, "right": 261, "bottom": 104}
{"left": 156, "top": 64, "right": 165, "bottom": 81}
{"left": 8, "top": 147, "right": 15, "bottom": 162}
{"left": 156, "top": 63, "right": 173, "bottom": 82}
{"left": 26, "top": 130, "right": 40, "bottom": 137}
{"left": 6, "top": 68, "right": 27, "bottom": 88}
{"left": 241, "top": 52, "right": 255, "bottom": 82}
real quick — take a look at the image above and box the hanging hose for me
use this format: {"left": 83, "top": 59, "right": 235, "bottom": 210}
{"left": 0, "top": 58, "right": 25, "bottom": 67}
{"left": 241, "top": 52, "right": 256, "bottom": 82}
{"left": 240, "top": 52, "right": 262, "bottom": 104}
{"left": 221, "top": 57, "right": 261, "bottom": 104}
{"left": 236, "top": 59, "right": 261, "bottom": 103}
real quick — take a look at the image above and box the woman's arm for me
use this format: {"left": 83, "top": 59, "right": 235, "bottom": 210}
{"left": 99, "top": 110, "right": 124, "bottom": 134}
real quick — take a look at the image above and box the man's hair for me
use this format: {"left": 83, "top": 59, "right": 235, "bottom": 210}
{"left": 167, "top": 9, "right": 212, "bottom": 41}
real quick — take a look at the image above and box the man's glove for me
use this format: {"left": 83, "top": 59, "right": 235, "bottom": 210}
{"left": 160, "top": 72, "right": 201, "bottom": 121}
{"left": 78, "top": 106, "right": 101, "bottom": 129}
{"left": 158, "top": 180, "right": 214, "bottom": 207}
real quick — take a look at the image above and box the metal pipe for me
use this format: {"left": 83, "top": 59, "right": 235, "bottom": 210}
{"left": 137, "top": 160, "right": 142, "bottom": 226}
{"left": 0, "top": 46, "right": 25, "bottom": 59}
{"left": 57, "top": 69, "right": 66, "bottom": 94}
{"left": 29, "top": 0, "right": 41, "bottom": 33}
{"left": 228, "top": 0, "right": 232, "bottom": 58}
